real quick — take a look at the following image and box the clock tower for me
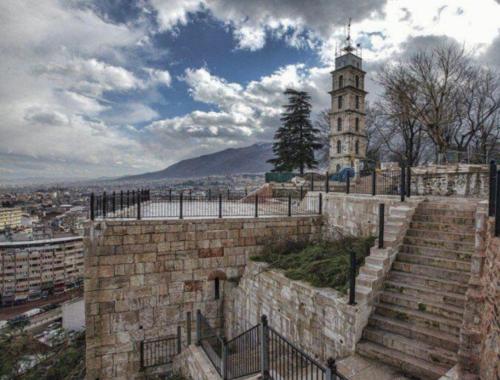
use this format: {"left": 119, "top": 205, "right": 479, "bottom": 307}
{"left": 329, "top": 22, "right": 367, "bottom": 175}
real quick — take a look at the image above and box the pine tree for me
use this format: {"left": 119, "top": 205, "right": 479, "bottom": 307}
{"left": 268, "top": 88, "right": 322, "bottom": 175}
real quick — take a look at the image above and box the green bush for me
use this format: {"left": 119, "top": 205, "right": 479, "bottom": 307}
{"left": 251, "top": 236, "right": 375, "bottom": 293}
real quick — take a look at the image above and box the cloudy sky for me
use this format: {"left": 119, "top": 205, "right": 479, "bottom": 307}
{"left": 1, "top": 0, "right": 499, "bottom": 181}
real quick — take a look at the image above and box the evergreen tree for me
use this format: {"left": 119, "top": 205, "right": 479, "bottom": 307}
{"left": 268, "top": 88, "right": 322, "bottom": 174}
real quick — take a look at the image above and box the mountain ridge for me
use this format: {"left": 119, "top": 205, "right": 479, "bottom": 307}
{"left": 118, "top": 142, "right": 274, "bottom": 180}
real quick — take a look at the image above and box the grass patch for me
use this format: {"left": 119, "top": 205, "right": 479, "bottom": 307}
{"left": 250, "top": 236, "right": 375, "bottom": 293}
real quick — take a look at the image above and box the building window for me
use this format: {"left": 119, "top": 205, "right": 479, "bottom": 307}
{"left": 337, "top": 118, "right": 342, "bottom": 131}
{"left": 214, "top": 278, "right": 220, "bottom": 300}
{"left": 355, "top": 140, "right": 359, "bottom": 155}
{"left": 336, "top": 164, "right": 341, "bottom": 172}
{"left": 338, "top": 75, "right": 343, "bottom": 88}
{"left": 338, "top": 96, "right": 343, "bottom": 109}
{"left": 355, "top": 75, "right": 360, "bottom": 88}
{"left": 355, "top": 96, "right": 359, "bottom": 109}
{"left": 337, "top": 140, "right": 342, "bottom": 154}
{"left": 355, "top": 117, "right": 359, "bottom": 131}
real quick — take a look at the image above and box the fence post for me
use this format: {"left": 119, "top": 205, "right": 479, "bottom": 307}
{"left": 300, "top": 186, "right": 304, "bottom": 200}
{"left": 221, "top": 338, "right": 228, "bottom": 380}
{"left": 218, "top": 193, "right": 223, "bottom": 218}
{"left": 189, "top": 189, "right": 192, "bottom": 202}
{"left": 489, "top": 161, "right": 497, "bottom": 217}
{"left": 319, "top": 193, "right": 323, "bottom": 215}
{"left": 346, "top": 174, "right": 350, "bottom": 194}
{"left": 126, "top": 190, "right": 130, "bottom": 210}
{"left": 137, "top": 189, "right": 141, "bottom": 220}
{"left": 140, "top": 341, "right": 144, "bottom": 369}
{"left": 112, "top": 192, "right": 116, "bottom": 215}
{"left": 400, "top": 165, "right": 406, "bottom": 202}
{"left": 378, "top": 203, "right": 385, "bottom": 249}
{"left": 169, "top": 188, "right": 172, "bottom": 202}
{"left": 496, "top": 171, "right": 500, "bottom": 237}
{"left": 195, "top": 310, "right": 201, "bottom": 346}
{"left": 311, "top": 173, "right": 314, "bottom": 191}
{"left": 187, "top": 312, "right": 192, "bottom": 345}
{"left": 372, "top": 171, "right": 376, "bottom": 196}
{"left": 102, "top": 191, "right": 107, "bottom": 218}
{"left": 325, "top": 358, "right": 337, "bottom": 380}
{"left": 255, "top": 195, "right": 259, "bottom": 218}
{"left": 406, "top": 166, "right": 411, "bottom": 197}
{"left": 260, "top": 315, "right": 270, "bottom": 379}
{"left": 177, "top": 325, "right": 182, "bottom": 354}
{"left": 348, "top": 247, "right": 356, "bottom": 305}
{"left": 325, "top": 171, "right": 329, "bottom": 193}
{"left": 227, "top": 189, "right": 230, "bottom": 200}
{"left": 90, "top": 193, "right": 95, "bottom": 220}
{"left": 208, "top": 189, "right": 212, "bottom": 201}
{"left": 288, "top": 194, "right": 292, "bottom": 217}
{"left": 179, "top": 192, "right": 183, "bottom": 220}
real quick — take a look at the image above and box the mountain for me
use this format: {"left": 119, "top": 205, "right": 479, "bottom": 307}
{"left": 119, "top": 143, "right": 275, "bottom": 180}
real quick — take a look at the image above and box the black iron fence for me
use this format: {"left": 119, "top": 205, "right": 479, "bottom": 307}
{"left": 140, "top": 326, "right": 181, "bottom": 369}
{"left": 90, "top": 189, "right": 322, "bottom": 220}
{"left": 195, "top": 311, "right": 346, "bottom": 380}
{"left": 489, "top": 161, "right": 499, "bottom": 237}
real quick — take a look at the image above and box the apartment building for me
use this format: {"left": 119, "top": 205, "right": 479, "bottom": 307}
{"left": 0, "top": 236, "right": 84, "bottom": 305}
{"left": 0, "top": 207, "right": 23, "bottom": 230}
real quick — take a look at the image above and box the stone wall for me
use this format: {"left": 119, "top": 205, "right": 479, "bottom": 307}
{"left": 479, "top": 218, "right": 500, "bottom": 379}
{"left": 459, "top": 201, "right": 500, "bottom": 379}
{"left": 84, "top": 216, "right": 323, "bottom": 380}
{"left": 225, "top": 261, "right": 363, "bottom": 363}
{"left": 411, "top": 164, "right": 489, "bottom": 198}
{"left": 322, "top": 192, "right": 414, "bottom": 237}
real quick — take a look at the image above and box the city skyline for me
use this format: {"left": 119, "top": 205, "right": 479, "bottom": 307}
{"left": 1, "top": 0, "right": 500, "bottom": 181}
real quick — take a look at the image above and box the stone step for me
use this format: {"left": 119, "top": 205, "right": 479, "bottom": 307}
{"left": 414, "top": 207, "right": 476, "bottom": 218}
{"left": 357, "top": 341, "right": 450, "bottom": 380}
{"left": 383, "top": 280, "right": 466, "bottom": 308}
{"left": 379, "top": 291, "right": 463, "bottom": 322}
{"left": 362, "top": 328, "right": 457, "bottom": 367}
{"left": 400, "top": 244, "right": 473, "bottom": 261}
{"left": 367, "top": 314, "right": 460, "bottom": 352}
{"left": 410, "top": 221, "right": 475, "bottom": 234}
{"left": 396, "top": 253, "right": 471, "bottom": 272}
{"left": 403, "top": 236, "right": 474, "bottom": 252}
{"left": 411, "top": 214, "right": 475, "bottom": 226}
{"left": 374, "top": 303, "right": 461, "bottom": 336}
{"left": 405, "top": 228, "right": 475, "bottom": 243}
{"left": 388, "top": 271, "right": 468, "bottom": 295}
{"left": 392, "top": 261, "right": 470, "bottom": 284}
{"left": 417, "top": 202, "right": 478, "bottom": 212}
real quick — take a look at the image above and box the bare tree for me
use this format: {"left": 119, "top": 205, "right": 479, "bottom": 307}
{"left": 407, "top": 44, "right": 473, "bottom": 162}
{"left": 375, "top": 65, "right": 426, "bottom": 166}
{"left": 453, "top": 67, "right": 500, "bottom": 162}
{"left": 314, "top": 110, "right": 331, "bottom": 168}
{"left": 371, "top": 43, "right": 500, "bottom": 165}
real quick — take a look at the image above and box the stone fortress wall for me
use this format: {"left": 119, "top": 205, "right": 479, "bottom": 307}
{"left": 84, "top": 216, "right": 323, "bottom": 379}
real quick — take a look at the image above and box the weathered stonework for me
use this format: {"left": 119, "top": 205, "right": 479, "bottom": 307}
{"left": 478, "top": 217, "right": 500, "bottom": 379}
{"left": 411, "top": 164, "right": 489, "bottom": 198}
{"left": 225, "top": 261, "right": 361, "bottom": 362}
{"left": 84, "top": 216, "right": 323, "bottom": 380}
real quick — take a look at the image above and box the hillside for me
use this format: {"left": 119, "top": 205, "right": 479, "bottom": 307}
{"left": 119, "top": 143, "right": 274, "bottom": 180}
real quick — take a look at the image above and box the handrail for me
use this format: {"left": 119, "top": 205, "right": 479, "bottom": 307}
{"left": 195, "top": 311, "right": 346, "bottom": 380}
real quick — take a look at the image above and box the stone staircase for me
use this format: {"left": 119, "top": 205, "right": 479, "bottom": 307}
{"left": 357, "top": 199, "right": 477, "bottom": 380}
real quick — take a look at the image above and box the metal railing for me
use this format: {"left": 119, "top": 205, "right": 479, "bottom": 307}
{"left": 140, "top": 326, "right": 181, "bottom": 369}
{"left": 90, "top": 189, "right": 323, "bottom": 220}
{"left": 197, "top": 310, "right": 224, "bottom": 376}
{"left": 195, "top": 311, "right": 346, "bottom": 380}
{"left": 226, "top": 324, "right": 261, "bottom": 379}
{"left": 489, "top": 161, "right": 500, "bottom": 237}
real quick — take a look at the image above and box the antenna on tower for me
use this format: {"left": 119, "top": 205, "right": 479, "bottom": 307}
{"left": 342, "top": 17, "right": 355, "bottom": 53}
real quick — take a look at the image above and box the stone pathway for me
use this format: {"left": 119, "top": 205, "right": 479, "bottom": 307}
{"left": 337, "top": 354, "right": 412, "bottom": 380}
